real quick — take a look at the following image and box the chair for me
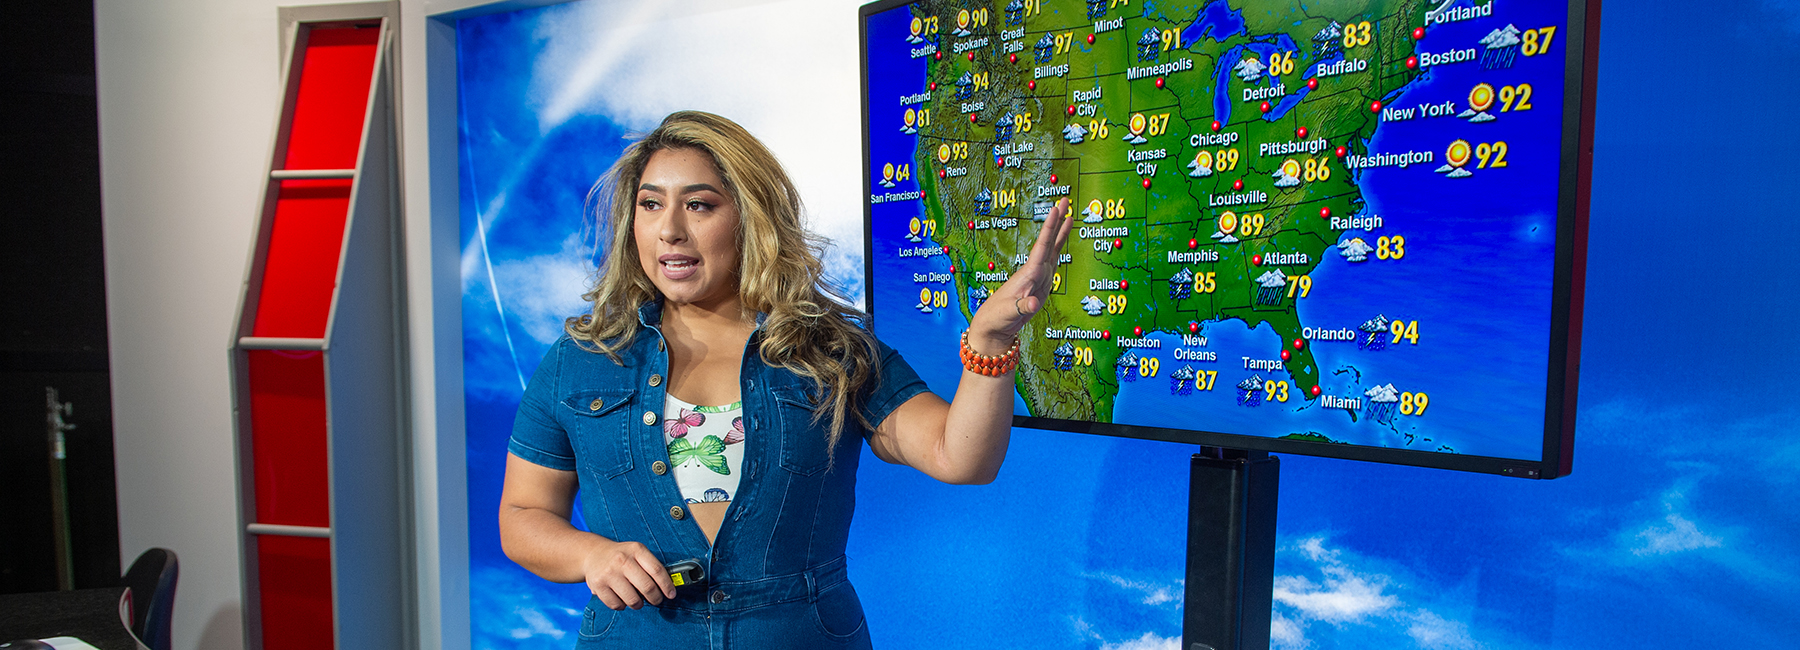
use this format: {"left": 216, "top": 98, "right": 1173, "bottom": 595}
{"left": 121, "top": 548, "right": 178, "bottom": 650}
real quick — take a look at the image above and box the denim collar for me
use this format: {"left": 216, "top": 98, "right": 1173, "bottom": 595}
{"left": 635, "top": 298, "right": 768, "bottom": 329}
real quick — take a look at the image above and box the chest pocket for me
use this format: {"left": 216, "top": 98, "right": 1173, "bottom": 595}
{"left": 771, "top": 387, "right": 831, "bottom": 476}
{"left": 561, "top": 388, "right": 636, "bottom": 478}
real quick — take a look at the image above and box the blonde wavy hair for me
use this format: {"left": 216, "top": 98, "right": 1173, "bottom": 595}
{"left": 567, "top": 111, "right": 881, "bottom": 451}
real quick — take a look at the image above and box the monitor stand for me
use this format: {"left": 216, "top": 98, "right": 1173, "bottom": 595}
{"left": 1182, "top": 447, "right": 1280, "bottom": 650}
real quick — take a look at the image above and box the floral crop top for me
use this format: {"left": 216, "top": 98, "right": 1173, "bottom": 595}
{"left": 661, "top": 394, "right": 745, "bottom": 504}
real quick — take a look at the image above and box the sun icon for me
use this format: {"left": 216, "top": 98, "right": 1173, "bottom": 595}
{"left": 1280, "top": 159, "right": 1302, "bottom": 179}
{"left": 1218, "top": 211, "right": 1239, "bottom": 234}
{"left": 1129, "top": 113, "right": 1147, "bottom": 136}
{"left": 1195, "top": 150, "right": 1213, "bottom": 169}
{"left": 1468, "top": 83, "right": 1496, "bottom": 112}
{"left": 937, "top": 143, "right": 952, "bottom": 164}
{"left": 910, "top": 17, "right": 922, "bottom": 38}
{"left": 1446, "top": 139, "right": 1473, "bottom": 168}
{"left": 904, "top": 108, "right": 917, "bottom": 128}
{"left": 909, "top": 217, "right": 922, "bottom": 237}
{"left": 957, "top": 9, "right": 971, "bottom": 30}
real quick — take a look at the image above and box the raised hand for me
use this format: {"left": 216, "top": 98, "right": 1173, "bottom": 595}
{"left": 967, "top": 197, "right": 1073, "bottom": 353}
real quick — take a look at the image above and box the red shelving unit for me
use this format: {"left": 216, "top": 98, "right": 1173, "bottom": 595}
{"left": 230, "top": 7, "right": 405, "bottom": 649}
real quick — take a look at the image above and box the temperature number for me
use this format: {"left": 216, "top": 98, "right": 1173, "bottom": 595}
{"left": 1073, "top": 346, "right": 1094, "bottom": 366}
{"left": 1087, "top": 119, "right": 1111, "bottom": 139}
{"left": 1303, "top": 157, "right": 1332, "bottom": 182}
{"left": 1051, "top": 272, "right": 1061, "bottom": 292}
{"left": 1138, "top": 357, "right": 1161, "bottom": 378}
{"left": 1521, "top": 26, "right": 1557, "bottom": 57}
{"left": 1104, "top": 198, "right": 1127, "bottom": 220}
{"left": 1266, "top": 51, "right": 1297, "bottom": 76}
{"left": 1159, "top": 28, "right": 1181, "bottom": 52}
{"left": 1014, "top": 112, "right": 1033, "bottom": 132}
{"left": 1498, "top": 84, "right": 1533, "bottom": 112}
{"left": 1285, "top": 274, "right": 1312, "bottom": 298}
{"left": 1105, "top": 294, "right": 1129, "bottom": 315}
{"left": 1146, "top": 113, "right": 1171, "bottom": 136}
{"left": 1213, "top": 148, "right": 1240, "bottom": 171}
{"left": 1054, "top": 31, "right": 1073, "bottom": 54}
{"left": 1399, "top": 392, "right": 1430, "bottom": 416}
{"left": 1195, "top": 369, "right": 1218, "bottom": 391}
{"left": 1389, "top": 319, "right": 1419, "bottom": 345}
{"left": 950, "top": 141, "right": 970, "bottom": 160}
{"left": 1237, "top": 212, "right": 1266, "bottom": 237}
{"left": 917, "top": 108, "right": 932, "bottom": 126}
{"left": 1264, "top": 380, "right": 1290, "bottom": 403}
{"left": 1475, "top": 141, "right": 1508, "bottom": 169}
{"left": 1375, "top": 235, "right": 1405, "bottom": 260}
{"left": 1192, "top": 271, "right": 1217, "bottom": 294}
{"left": 1341, "top": 21, "right": 1372, "bottom": 48}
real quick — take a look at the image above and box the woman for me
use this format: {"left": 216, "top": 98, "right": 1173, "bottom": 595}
{"left": 499, "top": 111, "right": 1072, "bottom": 647}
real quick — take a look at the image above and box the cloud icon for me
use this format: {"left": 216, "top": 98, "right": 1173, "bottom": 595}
{"left": 1238, "top": 375, "right": 1266, "bottom": 391}
{"left": 1188, "top": 158, "right": 1213, "bottom": 177}
{"left": 1062, "top": 122, "right": 1088, "bottom": 144}
{"left": 1314, "top": 21, "right": 1342, "bottom": 45}
{"left": 1338, "top": 237, "right": 1373, "bottom": 262}
{"left": 1213, "top": 231, "right": 1240, "bottom": 244}
{"left": 1256, "top": 270, "right": 1288, "bottom": 288}
{"left": 1480, "top": 24, "right": 1522, "bottom": 49}
{"left": 1273, "top": 168, "right": 1301, "bottom": 187}
{"left": 1080, "top": 295, "right": 1105, "bottom": 315}
{"left": 1123, "top": 132, "right": 1149, "bottom": 145}
{"left": 1467, "top": 112, "right": 1495, "bottom": 123}
{"left": 1364, "top": 383, "right": 1400, "bottom": 403}
{"left": 1235, "top": 57, "right": 1266, "bottom": 82}
{"left": 1359, "top": 314, "right": 1389, "bottom": 333}
{"left": 1080, "top": 204, "right": 1104, "bottom": 223}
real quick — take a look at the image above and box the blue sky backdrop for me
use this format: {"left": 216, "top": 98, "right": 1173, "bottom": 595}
{"left": 458, "top": 1, "right": 1799, "bottom": 648}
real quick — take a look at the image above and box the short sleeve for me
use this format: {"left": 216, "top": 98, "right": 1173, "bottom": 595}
{"left": 860, "top": 337, "right": 932, "bottom": 430}
{"left": 508, "top": 340, "right": 578, "bottom": 471}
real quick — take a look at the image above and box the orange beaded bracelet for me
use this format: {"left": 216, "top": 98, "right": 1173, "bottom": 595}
{"left": 960, "top": 330, "right": 1020, "bottom": 377}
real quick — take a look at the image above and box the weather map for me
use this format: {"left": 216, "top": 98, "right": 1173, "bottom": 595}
{"left": 865, "top": 0, "right": 1572, "bottom": 462}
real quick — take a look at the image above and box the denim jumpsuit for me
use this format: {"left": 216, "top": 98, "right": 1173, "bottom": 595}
{"left": 508, "top": 302, "right": 929, "bottom": 648}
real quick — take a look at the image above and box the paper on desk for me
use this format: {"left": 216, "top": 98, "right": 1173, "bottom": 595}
{"left": 40, "top": 638, "right": 101, "bottom": 650}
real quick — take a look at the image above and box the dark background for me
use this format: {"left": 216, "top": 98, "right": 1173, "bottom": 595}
{"left": 0, "top": 0, "right": 121, "bottom": 593}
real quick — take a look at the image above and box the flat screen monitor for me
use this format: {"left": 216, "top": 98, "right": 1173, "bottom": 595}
{"left": 860, "top": 0, "right": 1597, "bottom": 478}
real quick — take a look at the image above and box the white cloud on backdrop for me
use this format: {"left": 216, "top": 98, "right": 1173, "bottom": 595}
{"left": 491, "top": 234, "right": 599, "bottom": 344}
{"left": 1270, "top": 537, "right": 1489, "bottom": 650}
{"left": 527, "top": 0, "right": 871, "bottom": 303}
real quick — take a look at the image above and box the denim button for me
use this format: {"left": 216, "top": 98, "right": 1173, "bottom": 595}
{"left": 643, "top": 411, "right": 657, "bottom": 426}
{"left": 588, "top": 398, "right": 603, "bottom": 411}
{"left": 648, "top": 374, "right": 663, "bottom": 387}
{"left": 709, "top": 590, "right": 727, "bottom": 604}
{"left": 669, "top": 506, "right": 685, "bottom": 520}
{"left": 747, "top": 380, "right": 754, "bottom": 390}
{"left": 658, "top": 339, "right": 666, "bottom": 352}
{"left": 652, "top": 460, "right": 668, "bottom": 475}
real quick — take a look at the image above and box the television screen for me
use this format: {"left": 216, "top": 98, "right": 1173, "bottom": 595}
{"left": 860, "top": 0, "right": 1595, "bottom": 478}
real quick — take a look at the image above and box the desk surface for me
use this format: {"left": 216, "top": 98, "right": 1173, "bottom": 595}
{"left": 0, "top": 587, "right": 146, "bottom": 650}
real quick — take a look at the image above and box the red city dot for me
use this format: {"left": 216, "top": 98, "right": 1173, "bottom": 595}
{"left": 934, "top": 51, "right": 943, "bottom": 61}
{"left": 1370, "top": 100, "right": 1382, "bottom": 112}
{"left": 1189, "top": 238, "right": 1198, "bottom": 249}
{"left": 943, "top": 246, "right": 950, "bottom": 253}
{"left": 1260, "top": 101, "right": 1272, "bottom": 113}
{"left": 1189, "top": 321, "right": 1200, "bottom": 333}
{"left": 1405, "top": 56, "right": 1418, "bottom": 69}
{"left": 1293, "top": 338, "right": 1306, "bottom": 350}
{"left": 1068, "top": 105, "right": 1077, "bottom": 116}
{"left": 1253, "top": 254, "right": 1264, "bottom": 265}
{"left": 1413, "top": 27, "right": 1426, "bottom": 40}
{"left": 1320, "top": 207, "right": 1331, "bottom": 218}
{"left": 1281, "top": 349, "right": 1291, "bottom": 361}
{"left": 1113, "top": 238, "right": 1123, "bottom": 249}
{"left": 1310, "top": 385, "right": 1322, "bottom": 397}
{"left": 929, "top": 81, "right": 937, "bottom": 91}
{"left": 1009, "top": 53, "right": 1018, "bottom": 63}
{"left": 1297, "top": 127, "right": 1309, "bottom": 139}
{"left": 967, "top": 51, "right": 975, "bottom": 61}
{"left": 996, "top": 157, "right": 1005, "bottom": 168}
{"left": 1155, "top": 77, "right": 1166, "bottom": 89}
{"left": 938, "top": 168, "right": 947, "bottom": 178}
{"left": 1050, "top": 174, "right": 1059, "bottom": 183}
{"left": 1335, "top": 146, "right": 1348, "bottom": 157}
{"left": 968, "top": 220, "right": 976, "bottom": 230}
{"left": 1134, "top": 326, "right": 1144, "bottom": 336}
{"left": 1306, "top": 78, "right": 1318, "bottom": 90}
{"left": 1028, "top": 80, "right": 1037, "bottom": 90}
{"left": 1211, "top": 120, "right": 1222, "bottom": 132}
{"left": 970, "top": 113, "right": 979, "bottom": 123}
{"left": 949, "top": 265, "right": 956, "bottom": 273}
{"left": 988, "top": 261, "right": 996, "bottom": 271}
{"left": 1087, "top": 33, "right": 1095, "bottom": 44}
{"left": 1142, "top": 178, "right": 1153, "bottom": 189}
{"left": 1101, "top": 330, "right": 1111, "bottom": 340}
{"left": 1233, "top": 179, "right": 1244, "bottom": 191}
{"left": 1120, "top": 279, "right": 1130, "bottom": 290}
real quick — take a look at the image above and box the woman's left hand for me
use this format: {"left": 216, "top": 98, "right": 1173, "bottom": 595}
{"left": 965, "top": 197, "right": 1073, "bottom": 354}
